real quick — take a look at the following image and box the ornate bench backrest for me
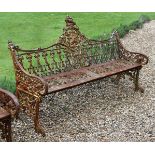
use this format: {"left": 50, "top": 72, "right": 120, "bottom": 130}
{"left": 58, "top": 16, "right": 121, "bottom": 65}
{"left": 9, "top": 16, "right": 121, "bottom": 78}
{"left": 9, "top": 43, "right": 78, "bottom": 77}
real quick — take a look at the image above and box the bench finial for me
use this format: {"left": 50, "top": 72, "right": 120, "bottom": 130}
{"left": 65, "top": 16, "right": 79, "bottom": 30}
{"left": 8, "top": 41, "right": 19, "bottom": 51}
{"left": 58, "top": 16, "right": 87, "bottom": 49}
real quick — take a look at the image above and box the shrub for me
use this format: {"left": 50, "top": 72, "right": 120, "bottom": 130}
{"left": 116, "top": 24, "right": 130, "bottom": 38}
{"left": 114, "top": 15, "right": 150, "bottom": 38}
{"left": 93, "top": 15, "right": 151, "bottom": 40}
{"left": 128, "top": 20, "right": 143, "bottom": 30}
{"left": 139, "top": 15, "right": 151, "bottom": 24}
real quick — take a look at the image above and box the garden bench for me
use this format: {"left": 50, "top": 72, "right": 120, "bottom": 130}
{"left": 0, "top": 88, "right": 19, "bottom": 141}
{"left": 8, "top": 16, "right": 148, "bottom": 136}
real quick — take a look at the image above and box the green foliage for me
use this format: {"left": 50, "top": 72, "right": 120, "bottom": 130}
{"left": 0, "top": 77, "right": 16, "bottom": 93}
{"left": 116, "top": 24, "right": 130, "bottom": 38}
{"left": 115, "top": 15, "right": 151, "bottom": 38}
{"left": 129, "top": 20, "right": 143, "bottom": 30}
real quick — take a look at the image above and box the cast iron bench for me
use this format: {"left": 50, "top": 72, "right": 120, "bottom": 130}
{"left": 8, "top": 16, "right": 148, "bottom": 136}
{"left": 0, "top": 88, "right": 19, "bottom": 141}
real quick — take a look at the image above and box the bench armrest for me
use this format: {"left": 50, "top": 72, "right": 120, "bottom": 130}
{"left": 0, "top": 88, "right": 19, "bottom": 118}
{"left": 16, "top": 66, "right": 48, "bottom": 95}
{"left": 115, "top": 33, "right": 149, "bottom": 65}
{"left": 8, "top": 42, "right": 48, "bottom": 96}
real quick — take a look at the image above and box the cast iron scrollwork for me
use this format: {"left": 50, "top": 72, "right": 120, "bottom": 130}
{"left": 114, "top": 32, "right": 149, "bottom": 65}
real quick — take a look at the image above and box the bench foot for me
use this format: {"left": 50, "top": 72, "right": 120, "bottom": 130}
{"left": 34, "top": 120, "right": 46, "bottom": 137}
{"left": 134, "top": 86, "right": 144, "bottom": 93}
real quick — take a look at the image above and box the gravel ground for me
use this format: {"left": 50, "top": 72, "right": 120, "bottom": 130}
{"left": 1, "top": 20, "right": 155, "bottom": 142}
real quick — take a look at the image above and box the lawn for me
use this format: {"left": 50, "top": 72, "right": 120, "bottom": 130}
{"left": 1, "top": 12, "right": 155, "bottom": 92}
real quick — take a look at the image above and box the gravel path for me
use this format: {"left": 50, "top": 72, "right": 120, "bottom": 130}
{"left": 1, "top": 20, "right": 155, "bottom": 142}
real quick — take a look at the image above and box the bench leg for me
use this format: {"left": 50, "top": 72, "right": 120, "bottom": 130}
{"left": 34, "top": 96, "right": 46, "bottom": 137}
{"left": 1, "top": 116, "right": 12, "bottom": 142}
{"left": 16, "top": 89, "right": 46, "bottom": 137}
{"left": 133, "top": 69, "right": 144, "bottom": 93}
{"left": 126, "top": 68, "right": 144, "bottom": 93}
{"left": 5, "top": 116, "right": 12, "bottom": 142}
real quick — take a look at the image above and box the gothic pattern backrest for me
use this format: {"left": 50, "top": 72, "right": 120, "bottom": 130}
{"left": 78, "top": 33, "right": 121, "bottom": 65}
{"left": 13, "top": 44, "right": 78, "bottom": 77}
{"left": 58, "top": 16, "right": 120, "bottom": 65}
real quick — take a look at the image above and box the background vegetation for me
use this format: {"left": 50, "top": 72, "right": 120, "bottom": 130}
{"left": 1, "top": 12, "right": 155, "bottom": 92}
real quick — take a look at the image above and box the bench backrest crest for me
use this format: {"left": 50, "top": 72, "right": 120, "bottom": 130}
{"left": 58, "top": 16, "right": 88, "bottom": 49}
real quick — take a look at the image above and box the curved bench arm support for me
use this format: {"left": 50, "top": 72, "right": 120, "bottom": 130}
{"left": 115, "top": 32, "right": 148, "bottom": 65}
{"left": 8, "top": 42, "right": 48, "bottom": 96}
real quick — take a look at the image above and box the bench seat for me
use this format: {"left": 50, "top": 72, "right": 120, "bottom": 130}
{"left": 44, "top": 59, "right": 141, "bottom": 93}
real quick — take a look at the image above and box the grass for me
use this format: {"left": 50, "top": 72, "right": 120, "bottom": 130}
{"left": 1, "top": 12, "right": 155, "bottom": 92}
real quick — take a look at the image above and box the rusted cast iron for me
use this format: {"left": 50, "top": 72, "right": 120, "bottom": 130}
{"left": 8, "top": 16, "right": 148, "bottom": 136}
{"left": 0, "top": 88, "right": 19, "bottom": 142}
